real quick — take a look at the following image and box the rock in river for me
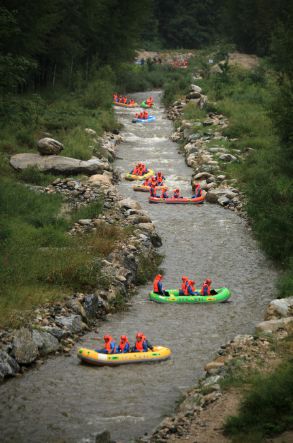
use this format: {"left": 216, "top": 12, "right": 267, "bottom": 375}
{"left": 12, "top": 328, "right": 39, "bottom": 364}
{"left": 0, "top": 351, "right": 20, "bottom": 380}
{"left": 32, "top": 330, "right": 60, "bottom": 356}
{"left": 10, "top": 153, "right": 110, "bottom": 176}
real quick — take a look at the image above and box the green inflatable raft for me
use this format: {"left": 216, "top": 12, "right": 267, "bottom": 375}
{"left": 149, "top": 288, "right": 231, "bottom": 304}
{"left": 141, "top": 100, "right": 153, "bottom": 108}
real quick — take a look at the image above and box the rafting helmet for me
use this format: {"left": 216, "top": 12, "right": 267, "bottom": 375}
{"left": 182, "top": 276, "right": 188, "bottom": 281}
{"left": 104, "top": 335, "right": 111, "bottom": 341}
{"left": 206, "top": 278, "right": 212, "bottom": 284}
{"left": 136, "top": 332, "right": 144, "bottom": 339}
{"left": 175, "top": 188, "right": 179, "bottom": 192}
{"left": 120, "top": 335, "right": 127, "bottom": 341}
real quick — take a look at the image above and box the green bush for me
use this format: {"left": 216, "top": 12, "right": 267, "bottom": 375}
{"left": 224, "top": 362, "right": 293, "bottom": 440}
{"left": 83, "top": 79, "right": 113, "bottom": 109}
{"left": 19, "top": 167, "right": 55, "bottom": 186}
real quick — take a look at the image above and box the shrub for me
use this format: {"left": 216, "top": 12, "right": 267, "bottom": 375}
{"left": 224, "top": 362, "right": 293, "bottom": 440}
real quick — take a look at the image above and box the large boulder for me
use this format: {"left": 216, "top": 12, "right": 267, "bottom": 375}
{"left": 206, "top": 189, "right": 229, "bottom": 203}
{"left": 10, "top": 153, "right": 110, "bottom": 176}
{"left": 12, "top": 328, "right": 39, "bottom": 364}
{"left": 37, "top": 138, "right": 64, "bottom": 155}
{"left": 190, "top": 84, "right": 202, "bottom": 94}
{"left": 82, "top": 294, "right": 107, "bottom": 319}
{"left": 88, "top": 172, "right": 113, "bottom": 187}
{"left": 256, "top": 317, "right": 293, "bottom": 334}
{"left": 32, "top": 330, "right": 60, "bottom": 356}
{"left": 118, "top": 198, "right": 141, "bottom": 210}
{"left": 265, "top": 297, "right": 293, "bottom": 320}
{"left": 0, "top": 351, "right": 20, "bottom": 381}
{"left": 55, "top": 314, "right": 86, "bottom": 334}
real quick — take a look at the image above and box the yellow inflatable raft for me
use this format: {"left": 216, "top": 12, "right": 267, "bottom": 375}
{"left": 77, "top": 346, "right": 171, "bottom": 366}
{"left": 125, "top": 168, "right": 154, "bottom": 181}
{"left": 132, "top": 184, "right": 167, "bottom": 192}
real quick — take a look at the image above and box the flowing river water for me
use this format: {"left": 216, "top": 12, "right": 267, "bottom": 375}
{"left": 0, "top": 91, "right": 276, "bottom": 443}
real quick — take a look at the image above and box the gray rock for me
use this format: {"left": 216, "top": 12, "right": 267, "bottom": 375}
{"left": 78, "top": 219, "right": 92, "bottom": 226}
{"left": 41, "top": 326, "right": 69, "bottom": 340}
{"left": 203, "top": 375, "right": 221, "bottom": 386}
{"left": 150, "top": 232, "right": 163, "bottom": 247}
{"left": 12, "top": 328, "right": 39, "bottom": 364}
{"left": 206, "top": 189, "right": 229, "bottom": 203}
{"left": 190, "top": 84, "right": 202, "bottom": 94}
{"left": 194, "top": 172, "right": 214, "bottom": 180}
{"left": 218, "top": 196, "right": 230, "bottom": 206}
{"left": 118, "top": 198, "right": 141, "bottom": 210}
{"left": 218, "top": 153, "right": 237, "bottom": 162}
{"left": 186, "top": 91, "right": 202, "bottom": 100}
{"left": 265, "top": 297, "right": 293, "bottom": 320}
{"left": 83, "top": 294, "right": 107, "bottom": 319}
{"left": 32, "top": 330, "right": 59, "bottom": 356}
{"left": 55, "top": 315, "right": 86, "bottom": 333}
{"left": 0, "top": 351, "right": 20, "bottom": 380}
{"left": 37, "top": 138, "right": 64, "bottom": 155}
{"left": 255, "top": 317, "right": 293, "bottom": 334}
{"left": 10, "top": 153, "right": 110, "bottom": 176}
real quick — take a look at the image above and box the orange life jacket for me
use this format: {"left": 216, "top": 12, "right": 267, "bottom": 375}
{"left": 183, "top": 282, "right": 189, "bottom": 295}
{"left": 135, "top": 339, "right": 144, "bottom": 352}
{"left": 188, "top": 280, "right": 196, "bottom": 292}
{"left": 119, "top": 339, "right": 130, "bottom": 351}
{"left": 104, "top": 336, "right": 114, "bottom": 352}
{"left": 153, "top": 275, "right": 161, "bottom": 292}
{"left": 181, "top": 281, "right": 187, "bottom": 292}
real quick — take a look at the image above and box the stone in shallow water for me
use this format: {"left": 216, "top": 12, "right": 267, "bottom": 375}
{"left": 32, "top": 330, "right": 60, "bottom": 356}
{"left": 0, "top": 351, "right": 20, "bottom": 380}
{"left": 12, "top": 328, "right": 39, "bottom": 364}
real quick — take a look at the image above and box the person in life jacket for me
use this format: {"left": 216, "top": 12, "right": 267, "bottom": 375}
{"left": 156, "top": 171, "right": 165, "bottom": 185}
{"left": 150, "top": 184, "right": 158, "bottom": 198}
{"left": 132, "top": 332, "right": 154, "bottom": 352}
{"left": 201, "top": 279, "right": 211, "bottom": 296}
{"left": 129, "top": 99, "right": 135, "bottom": 105}
{"left": 97, "top": 335, "right": 116, "bottom": 354}
{"left": 187, "top": 279, "right": 197, "bottom": 295}
{"left": 173, "top": 188, "right": 181, "bottom": 198}
{"left": 131, "top": 163, "right": 140, "bottom": 175}
{"left": 153, "top": 274, "right": 169, "bottom": 296}
{"left": 201, "top": 279, "right": 217, "bottom": 295}
{"left": 179, "top": 275, "right": 188, "bottom": 295}
{"left": 116, "top": 335, "right": 130, "bottom": 353}
{"left": 192, "top": 184, "right": 202, "bottom": 198}
{"left": 123, "top": 96, "right": 127, "bottom": 104}
{"left": 140, "top": 163, "right": 147, "bottom": 174}
{"left": 160, "top": 187, "right": 168, "bottom": 199}
{"left": 143, "top": 111, "right": 149, "bottom": 119}
{"left": 113, "top": 93, "right": 118, "bottom": 102}
{"left": 143, "top": 177, "right": 150, "bottom": 186}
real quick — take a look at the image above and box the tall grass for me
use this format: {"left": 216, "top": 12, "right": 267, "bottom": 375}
{"left": 0, "top": 179, "right": 127, "bottom": 328}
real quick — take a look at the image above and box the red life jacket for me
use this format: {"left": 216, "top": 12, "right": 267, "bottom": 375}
{"left": 188, "top": 280, "right": 196, "bottom": 292}
{"left": 181, "top": 280, "right": 187, "bottom": 292}
{"left": 201, "top": 283, "right": 210, "bottom": 296}
{"left": 173, "top": 191, "right": 180, "bottom": 198}
{"left": 153, "top": 275, "right": 161, "bottom": 292}
{"left": 183, "top": 282, "right": 189, "bottom": 295}
{"left": 119, "top": 339, "right": 130, "bottom": 351}
{"left": 135, "top": 339, "right": 144, "bottom": 352}
{"left": 104, "top": 336, "right": 114, "bottom": 352}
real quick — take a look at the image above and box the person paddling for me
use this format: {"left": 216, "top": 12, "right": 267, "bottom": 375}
{"left": 96, "top": 335, "right": 116, "bottom": 354}
{"left": 153, "top": 274, "right": 169, "bottom": 296}
{"left": 116, "top": 335, "right": 130, "bottom": 353}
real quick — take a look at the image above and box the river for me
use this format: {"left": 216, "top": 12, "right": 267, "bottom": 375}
{"left": 0, "top": 91, "right": 276, "bottom": 443}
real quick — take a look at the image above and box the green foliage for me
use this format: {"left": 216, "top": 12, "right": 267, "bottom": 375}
{"left": 135, "top": 252, "right": 163, "bottom": 285}
{"left": 224, "top": 361, "right": 293, "bottom": 440}
{"left": 19, "top": 167, "right": 56, "bottom": 186}
{"left": 0, "top": 179, "right": 129, "bottom": 328}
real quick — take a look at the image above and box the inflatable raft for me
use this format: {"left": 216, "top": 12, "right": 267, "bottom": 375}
{"left": 141, "top": 100, "right": 153, "bottom": 108}
{"left": 112, "top": 101, "right": 138, "bottom": 108}
{"left": 149, "top": 288, "right": 231, "bottom": 304}
{"left": 133, "top": 184, "right": 167, "bottom": 192}
{"left": 125, "top": 168, "right": 154, "bottom": 181}
{"left": 132, "top": 116, "right": 155, "bottom": 123}
{"left": 77, "top": 346, "right": 171, "bottom": 366}
{"left": 149, "top": 193, "right": 206, "bottom": 204}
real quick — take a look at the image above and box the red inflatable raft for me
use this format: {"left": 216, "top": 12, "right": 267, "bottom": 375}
{"left": 149, "top": 193, "right": 206, "bottom": 205}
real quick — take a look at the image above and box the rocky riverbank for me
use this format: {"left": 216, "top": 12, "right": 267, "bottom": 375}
{"left": 149, "top": 297, "right": 293, "bottom": 443}
{"left": 0, "top": 130, "right": 162, "bottom": 383}
{"left": 169, "top": 83, "right": 250, "bottom": 213}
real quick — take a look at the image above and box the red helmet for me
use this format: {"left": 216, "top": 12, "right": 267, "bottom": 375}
{"left": 205, "top": 278, "right": 212, "bottom": 284}
{"left": 120, "top": 335, "right": 127, "bottom": 341}
{"left": 157, "top": 274, "right": 162, "bottom": 279}
{"left": 190, "top": 280, "right": 195, "bottom": 284}
{"left": 151, "top": 176, "right": 156, "bottom": 181}
{"left": 175, "top": 188, "right": 179, "bottom": 192}
{"left": 182, "top": 276, "right": 188, "bottom": 281}
{"left": 136, "top": 332, "right": 144, "bottom": 339}
{"left": 157, "top": 171, "right": 162, "bottom": 176}
{"left": 104, "top": 335, "right": 111, "bottom": 341}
